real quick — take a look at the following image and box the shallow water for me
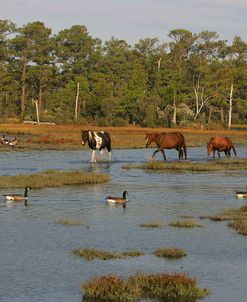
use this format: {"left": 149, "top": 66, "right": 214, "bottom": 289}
{"left": 0, "top": 147, "right": 247, "bottom": 302}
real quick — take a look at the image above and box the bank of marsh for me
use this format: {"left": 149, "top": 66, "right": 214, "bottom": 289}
{"left": 123, "top": 158, "right": 247, "bottom": 172}
{"left": 0, "top": 169, "right": 109, "bottom": 189}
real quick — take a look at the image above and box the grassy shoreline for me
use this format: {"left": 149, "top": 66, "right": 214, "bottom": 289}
{"left": 123, "top": 158, "right": 247, "bottom": 172}
{"left": 0, "top": 123, "right": 246, "bottom": 151}
{"left": 0, "top": 169, "right": 109, "bottom": 189}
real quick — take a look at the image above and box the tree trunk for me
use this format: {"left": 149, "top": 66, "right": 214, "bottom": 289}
{"left": 172, "top": 92, "right": 177, "bottom": 125}
{"left": 228, "top": 84, "right": 233, "bottom": 130}
{"left": 38, "top": 85, "right": 42, "bottom": 112}
{"left": 75, "top": 81, "right": 80, "bottom": 119}
{"left": 220, "top": 108, "right": 224, "bottom": 124}
{"left": 208, "top": 106, "right": 213, "bottom": 126}
{"left": 21, "top": 64, "right": 26, "bottom": 112}
{"left": 32, "top": 99, "right": 40, "bottom": 124}
{"left": 157, "top": 57, "right": 162, "bottom": 71}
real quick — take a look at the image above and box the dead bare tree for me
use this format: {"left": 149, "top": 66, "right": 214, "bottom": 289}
{"left": 228, "top": 84, "right": 233, "bottom": 130}
{"left": 75, "top": 81, "right": 80, "bottom": 119}
{"left": 75, "top": 82, "right": 80, "bottom": 119}
{"left": 193, "top": 75, "right": 212, "bottom": 120}
{"left": 32, "top": 99, "right": 40, "bottom": 124}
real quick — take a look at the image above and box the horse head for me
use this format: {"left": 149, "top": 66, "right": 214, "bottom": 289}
{"left": 145, "top": 133, "right": 156, "bottom": 148}
{"left": 207, "top": 142, "right": 213, "bottom": 156}
{"left": 81, "top": 130, "right": 90, "bottom": 146}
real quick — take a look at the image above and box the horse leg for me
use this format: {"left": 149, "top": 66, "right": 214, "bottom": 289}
{"left": 183, "top": 144, "right": 187, "bottom": 160}
{"left": 232, "top": 146, "right": 237, "bottom": 157}
{"left": 217, "top": 151, "right": 220, "bottom": 159}
{"left": 152, "top": 148, "right": 166, "bottom": 160}
{"left": 108, "top": 151, "right": 112, "bottom": 162}
{"left": 161, "top": 149, "right": 166, "bottom": 161}
{"left": 213, "top": 150, "right": 215, "bottom": 158}
{"left": 106, "top": 145, "right": 112, "bottom": 162}
{"left": 91, "top": 149, "right": 96, "bottom": 162}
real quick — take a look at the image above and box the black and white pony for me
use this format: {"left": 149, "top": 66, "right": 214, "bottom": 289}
{"left": 81, "top": 130, "right": 112, "bottom": 162}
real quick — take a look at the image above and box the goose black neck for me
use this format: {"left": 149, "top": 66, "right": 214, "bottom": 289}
{"left": 123, "top": 191, "right": 128, "bottom": 200}
{"left": 24, "top": 187, "right": 29, "bottom": 197}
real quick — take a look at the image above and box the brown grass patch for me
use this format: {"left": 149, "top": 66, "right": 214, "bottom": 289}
{"left": 72, "top": 248, "right": 144, "bottom": 260}
{"left": 169, "top": 220, "right": 203, "bottom": 228}
{"left": 139, "top": 222, "right": 163, "bottom": 228}
{"left": 154, "top": 247, "right": 187, "bottom": 259}
{"left": 82, "top": 272, "right": 210, "bottom": 301}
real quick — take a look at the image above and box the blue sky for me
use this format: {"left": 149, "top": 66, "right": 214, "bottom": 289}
{"left": 1, "top": 0, "right": 247, "bottom": 44}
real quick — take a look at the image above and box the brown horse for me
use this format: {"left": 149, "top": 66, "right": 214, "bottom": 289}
{"left": 207, "top": 136, "right": 237, "bottom": 158}
{"left": 145, "top": 132, "right": 187, "bottom": 160}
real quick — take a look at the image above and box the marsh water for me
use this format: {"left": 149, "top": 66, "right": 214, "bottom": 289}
{"left": 0, "top": 147, "right": 247, "bottom": 302}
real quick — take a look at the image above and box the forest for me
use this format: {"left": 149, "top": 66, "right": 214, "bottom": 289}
{"left": 0, "top": 19, "right": 247, "bottom": 128}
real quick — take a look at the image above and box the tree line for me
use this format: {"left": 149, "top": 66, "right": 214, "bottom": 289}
{"left": 0, "top": 20, "right": 247, "bottom": 127}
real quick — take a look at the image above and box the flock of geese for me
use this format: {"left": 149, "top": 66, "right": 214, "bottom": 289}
{"left": 2, "top": 185, "right": 246, "bottom": 208}
{"left": 2, "top": 186, "right": 129, "bottom": 207}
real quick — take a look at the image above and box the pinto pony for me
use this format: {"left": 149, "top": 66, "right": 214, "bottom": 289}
{"left": 145, "top": 132, "right": 187, "bottom": 160}
{"left": 207, "top": 136, "right": 237, "bottom": 158}
{"left": 81, "top": 130, "right": 112, "bottom": 162}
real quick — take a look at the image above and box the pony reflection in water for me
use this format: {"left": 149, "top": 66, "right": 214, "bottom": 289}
{"left": 207, "top": 136, "right": 237, "bottom": 158}
{"left": 145, "top": 132, "right": 187, "bottom": 160}
{"left": 81, "top": 130, "right": 112, "bottom": 162}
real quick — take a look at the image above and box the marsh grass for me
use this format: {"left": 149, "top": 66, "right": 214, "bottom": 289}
{"left": 229, "top": 219, "right": 247, "bottom": 235}
{"left": 204, "top": 205, "right": 247, "bottom": 222}
{"left": 169, "top": 220, "right": 203, "bottom": 228}
{"left": 154, "top": 247, "right": 187, "bottom": 259}
{"left": 0, "top": 169, "right": 109, "bottom": 189}
{"left": 202, "top": 206, "right": 247, "bottom": 235}
{"left": 82, "top": 272, "right": 210, "bottom": 301}
{"left": 123, "top": 158, "right": 247, "bottom": 172}
{"left": 72, "top": 248, "right": 144, "bottom": 260}
{"left": 1, "top": 124, "right": 246, "bottom": 151}
{"left": 139, "top": 222, "right": 163, "bottom": 228}
{"left": 57, "top": 219, "right": 84, "bottom": 226}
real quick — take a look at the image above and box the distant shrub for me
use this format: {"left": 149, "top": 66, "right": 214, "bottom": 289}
{"left": 113, "top": 117, "right": 129, "bottom": 126}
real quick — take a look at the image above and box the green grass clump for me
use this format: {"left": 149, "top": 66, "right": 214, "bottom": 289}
{"left": 169, "top": 220, "right": 202, "bottom": 228}
{"left": 123, "top": 158, "right": 247, "bottom": 172}
{"left": 0, "top": 169, "right": 109, "bottom": 189}
{"left": 154, "top": 247, "right": 187, "bottom": 259}
{"left": 82, "top": 273, "right": 210, "bottom": 301}
{"left": 139, "top": 222, "right": 163, "bottom": 228}
{"left": 72, "top": 248, "right": 144, "bottom": 260}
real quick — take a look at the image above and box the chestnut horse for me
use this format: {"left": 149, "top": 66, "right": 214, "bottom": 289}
{"left": 145, "top": 132, "right": 187, "bottom": 160}
{"left": 207, "top": 136, "right": 237, "bottom": 158}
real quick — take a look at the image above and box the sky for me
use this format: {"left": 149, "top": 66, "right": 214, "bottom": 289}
{"left": 1, "top": 0, "right": 247, "bottom": 45}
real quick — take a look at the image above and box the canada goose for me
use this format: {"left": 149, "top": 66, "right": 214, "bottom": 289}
{"left": 1, "top": 134, "right": 9, "bottom": 145}
{"left": 106, "top": 191, "right": 128, "bottom": 207}
{"left": 236, "top": 186, "right": 247, "bottom": 199}
{"left": 8, "top": 137, "right": 18, "bottom": 148}
{"left": 3, "top": 186, "right": 31, "bottom": 206}
{"left": 1, "top": 135, "right": 18, "bottom": 148}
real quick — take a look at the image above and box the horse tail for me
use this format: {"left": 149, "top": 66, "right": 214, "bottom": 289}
{"left": 104, "top": 132, "right": 112, "bottom": 152}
